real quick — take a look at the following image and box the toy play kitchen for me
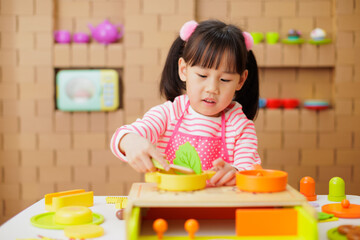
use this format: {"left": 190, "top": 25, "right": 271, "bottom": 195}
{"left": 124, "top": 168, "right": 318, "bottom": 239}
{"left": 56, "top": 69, "right": 120, "bottom": 111}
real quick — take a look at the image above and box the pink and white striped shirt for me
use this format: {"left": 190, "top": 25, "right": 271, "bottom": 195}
{"left": 110, "top": 95, "right": 261, "bottom": 170}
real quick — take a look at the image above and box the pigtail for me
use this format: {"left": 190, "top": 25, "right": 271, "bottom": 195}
{"left": 160, "top": 37, "right": 186, "bottom": 102}
{"left": 234, "top": 50, "right": 259, "bottom": 121}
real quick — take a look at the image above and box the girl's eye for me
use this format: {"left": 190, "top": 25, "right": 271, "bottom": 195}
{"left": 221, "top": 78, "right": 231, "bottom": 82}
{"left": 197, "top": 74, "right": 207, "bottom": 78}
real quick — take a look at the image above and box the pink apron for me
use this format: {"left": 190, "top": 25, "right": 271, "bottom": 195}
{"left": 164, "top": 101, "right": 230, "bottom": 170}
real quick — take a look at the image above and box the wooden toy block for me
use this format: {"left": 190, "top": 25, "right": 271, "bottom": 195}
{"left": 143, "top": 65, "right": 162, "bottom": 83}
{"left": 123, "top": 66, "right": 142, "bottom": 83}
{"left": 56, "top": 150, "right": 88, "bottom": 167}
{"left": 251, "top": 43, "right": 265, "bottom": 66}
{"left": 0, "top": 151, "right": 20, "bottom": 167}
{"left": 54, "top": 111, "right": 71, "bottom": 133}
{"left": 123, "top": 31, "right": 141, "bottom": 48}
{"left": 89, "top": 44, "right": 106, "bottom": 67}
{"left": 3, "top": 133, "right": 36, "bottom": 151}
{"left": 337, "top": 149, "right": 360, "bottom": 165}
{"left": 2, "top": 66, "right": 35, "bottom": 83}
{"left": 355, "top": 100, "right": 360, "bottom": 115}
{"left": 300, "top": 109, "right": 317, "bottom": 132}
{"left": 1, "top": 32, "right": 34, "bottom": 50}
{"left": 0, "top": 116, "right": 19, "bottom": 133}
{"left": 301, "top": 149, "right": 334, "bottom": 166}
{"left": 37, "top": 99, "right": 53, "bottom": 118}
{"left": 178, "top": 0, "right": 195, "bottom": 15}
{"left": 0, "top": 16, "right": 17, "bottom": 32}
{"left": 39, "top": 166, "right": 72, "bottom": 184}
{"left": 57, "top": 0, "right": 90, "bottom": 17}
{"left": 230, "top": 1, "right": 261, "bottom": 17}
{"left": 4, "top": 166, "right": 37, "bottom": 184}
{"left": 299, "top": 1, "right": 331, "bottom": 17}
{"left": 22, "top": 183, "right": 55, "bottom": 201}
{"left": 1, "top": 0, "right": 34, "bottom": 15}
{"left": 319, "top": 132, "right": 352, "bottom": 149}
{"left": 264, "top": 109, "right": 282, "bottom": 132}
{"left": 318, "top": 166, "right": 352, "bottom": 183}
{"left": 71, "top": 44, "right": 88, "bottom": 67}
{"left": 74, "top": 166, "right": 106, "bottom": 183}
{"left": 90, "top": 112, "right": 106, "bottom": 132}
{"left": 256, "top": 132, "right": 282, "bottom": 149}
{"left": 161, "top": 16, "right": 192, "bottom": 32}
{"left": 0, "top": 50, "right": 17, "bottom": 66}
{"left": 35, "top": 33, "right": 52, "bottom": 50}
{"left": 51, "top": 191, "right": 94, "bottom": 211}
{"left": 265, "top": 44, "right": 282, "bottom": 66}
{"left": 283, "top": 109, "right": 300, "bottom": 132}
{"left": 236, "top": 208, "right": 297, "bottom": 236}
{"left": 254, "top": 109, "right": 264, "bottom": 131}
{"left": 33, "top": 117, "right": 53, "bottom": 133}
{"left": 336, "top": 115, "right": 360, "bottom": 132}
{"left": 335, "top": 65, "right": 353, "bottom": 82}
{"left": 197, "top": 0, "right": 227, "bottom": 20}
{"left": 300, "top": 44, "right": 317, "bottom": 66}
{"left": 126, "top": 15, "right": 158, "bottom": 31}
{"left": 108, "top": 166, "right": 142, "bottom": 183}
{"left": 91, "top": 182, "right": 126, "bottom": 196}
{"left": 318, "top": 109, "right": 335, "bottom": 132}
{"left": 283, "top": 133, "right": 316, "bottom": 149}
{"left": 124, "top": 81, "right": 159, "bottom": 99}
{"left": 21, "top": 149, "right": 54, "bottom": 167}
{"left": 264, "top": 1, "right": 296, "bottom": 17}
{"left": 18, "top": 16, "right": 52, "bottom": 32}
{"left": 38, "top": 133, "right": 71, "bottom": 150}
{"left": 107, "top": 43, "right": 124, "bottom": 67}
{"left": 283, "top": 44, "right": 300, "bottom": 66}
{"left": 319, "top": 44, "right": 335, "bottom": 66}
{"left": 35, "top": 0, "right": 53, "bottom": 15}
{"left": 92, "top": 1, "right": 123, "bottom": 17}
{"left": 126, "top": 48, "right": 158, "bottom": 65}
{"left": 267, "top": 149, "right": 299, "bottom": 166}
{"left": 280, "top": 17, "right": 313, "bottom": 37}
{"left": 281, "top": 82, "right": 299, "bottom": 98}
{"left": 337, "top": 31, "right": 354, "bottom": 48}
{"left": 0, "top": 183, "right": 21, "bottom": 199}
{"left": 259, "top": 81, "right": 280, "bottom": 98}
{"left": 72, "top": 112, "right": 89, "bottom": 132}
{"left": 107, "top": 110, "right": 125, "bottom": 133}
{"left": 73, "top": 133, "right": 106, "bottom": 150}
{"left": 143, "top": 0, "right": 175, "bottom": 14}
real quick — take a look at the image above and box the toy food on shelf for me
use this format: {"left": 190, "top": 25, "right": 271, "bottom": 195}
{"left": 88, "top": 19, "right": 124, "bottom": 45}
{"left": 250, "top": 32, "right": 264, "bottom": 44}
{"left": 282, "top": 29, "right": 305, "bottom": 44}
{"left": 54, "top": 30, "right": 71, "bottom": 44}
{"left": 266, "top": 98, "right": 283, "bottom": 109}
{"left": 266, "top": 32, "right": 279, "bottom": 44}
{"left": 303, "top": 100, "right": 330, "bottom": 110}
{"left": 309, "top": 28, "right": 332, "bottom": 45}
{"left": 73, "top": 32, "right": 90, "bottom": 43}
{"left": 283, "top": 98, "right": 300, "bottom": 109}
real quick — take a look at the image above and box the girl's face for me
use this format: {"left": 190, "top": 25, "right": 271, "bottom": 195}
{"left": 178, "top": 56, "right": 248, "bottom": 117}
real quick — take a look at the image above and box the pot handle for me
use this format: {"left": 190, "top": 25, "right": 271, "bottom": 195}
{"left": 204, "top": 170, "right": 216, "bottom": 180}
{"left": 145, "top": 172, "right": 161, "bottom": 184}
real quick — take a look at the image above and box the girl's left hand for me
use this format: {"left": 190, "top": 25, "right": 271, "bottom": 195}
{"left": 209, "top": 158, "right": 237, "bottom": 186}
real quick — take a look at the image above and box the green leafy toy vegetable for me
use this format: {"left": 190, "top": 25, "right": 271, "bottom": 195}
{"left": 173, "top": 142, "right": 202, "bottom": 174}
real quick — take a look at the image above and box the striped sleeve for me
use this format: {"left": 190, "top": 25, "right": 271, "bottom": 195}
{"left": 109, "top": 95, "right": 187, "bottom": 162}
{"left": 233, "top": 120, "right": 261, "bottom": 170}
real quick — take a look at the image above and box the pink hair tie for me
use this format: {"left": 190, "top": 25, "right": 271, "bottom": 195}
{"left": 243, "top": 31, "right": 254, "bottom": 51}
{"left": 180, "top": 20, "right": 198, "bottom": 41}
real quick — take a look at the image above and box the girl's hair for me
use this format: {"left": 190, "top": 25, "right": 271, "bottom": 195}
{"left": 160, "top": 19, "right": 259, "bottom": 120}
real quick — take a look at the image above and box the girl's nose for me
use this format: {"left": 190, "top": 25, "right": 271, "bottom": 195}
{"left": 205, "top": 78, "right": 219, "bottom": 94}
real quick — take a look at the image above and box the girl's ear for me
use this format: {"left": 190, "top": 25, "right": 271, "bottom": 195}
{"left": 178, "top": 57, "right": 187, "bottom": 82}
{"left": 236, "top": 70, "right": 248, "bottom": 91}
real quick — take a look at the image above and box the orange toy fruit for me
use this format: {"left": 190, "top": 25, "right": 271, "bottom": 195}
{"left": 236, "top": 169, "right": 288, "bottom": 193}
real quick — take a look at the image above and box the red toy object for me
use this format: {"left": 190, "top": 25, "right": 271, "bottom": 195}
{"left": 153, "top": 218, "right": 168, "bottom": 240}
{"left": 300, "top": 176, "right": 317, "bottom": 201}
{"left": 283, "top": 99, "right": 299, "bottom": 109}
{"left": 184, "top": 219, "right": 199, "bottom": 240}
{"left": 322, "top": 199, "right": 360, "bottom": 218}
{"left": 266, "top": 99, "right": 283, "bottom": 109}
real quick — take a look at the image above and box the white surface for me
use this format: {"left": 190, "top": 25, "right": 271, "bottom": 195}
{"left": 0, "top": 195, "right": 359, "bottom": 239}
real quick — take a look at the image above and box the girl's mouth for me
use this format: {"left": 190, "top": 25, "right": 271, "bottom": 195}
{"left": 203, "top": 98, "right": 216, "bottom": 104}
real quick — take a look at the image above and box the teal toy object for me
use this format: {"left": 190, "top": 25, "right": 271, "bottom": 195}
{"left": 328, "top": 177, "right": 346, "bottom": 202}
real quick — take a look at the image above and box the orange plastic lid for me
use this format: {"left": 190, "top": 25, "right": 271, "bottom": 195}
{"left": 236, "top": 169, "right": 288, "bottom": 193}
{"left": 322, "top": 199, "right": 360, "bottom": 218}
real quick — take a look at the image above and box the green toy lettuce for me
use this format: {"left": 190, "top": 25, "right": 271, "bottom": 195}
{"left": 173, "top": 142, "right": 202, "bottom": 174}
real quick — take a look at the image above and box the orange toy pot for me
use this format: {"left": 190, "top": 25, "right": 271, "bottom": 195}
{"left": 236, "top": 169, "right": 288, "bottom": 193}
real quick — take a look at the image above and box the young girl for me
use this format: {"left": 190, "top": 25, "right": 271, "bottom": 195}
{"left": 110, "top": 19, "right": 261, "bottom": 186}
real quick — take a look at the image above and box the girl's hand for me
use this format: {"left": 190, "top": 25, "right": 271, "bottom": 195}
{"left": 209, "top": 158, "right": 237, "bottom": 186}
{"left": 119, "top": 133, "right": 170, "bottom": 173}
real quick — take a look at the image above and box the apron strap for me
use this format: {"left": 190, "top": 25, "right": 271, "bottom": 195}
{"left": 172, "top": 101, "right": 190, "bottom": 135}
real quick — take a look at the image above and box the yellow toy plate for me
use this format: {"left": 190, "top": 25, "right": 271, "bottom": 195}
{"left": 145, "top": 171, "right": 215, "bottom": 191}
{"left": 64, "top": 224, "right": 104, "bottom": 239}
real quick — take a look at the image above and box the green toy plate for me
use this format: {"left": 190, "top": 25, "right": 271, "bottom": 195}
{"left": 308, "top": 39, "right": 332, "bottom": 45}
{"left": 281, "top": 38, "right": 305, "bottom": 44}
{"left": 327, "top": 227, "right": 347, "bottom": 240}
{"left": 30, "top": 212, "right": 104, "bottom": 229}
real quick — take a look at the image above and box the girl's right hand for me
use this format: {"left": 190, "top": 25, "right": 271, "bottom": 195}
{"left": 119, "top": 133, "right": 170, "bottom": 173}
